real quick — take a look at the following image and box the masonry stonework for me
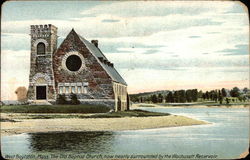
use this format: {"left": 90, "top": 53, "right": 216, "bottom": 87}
{"left": 27, "top": 24, "right": 57, "bottom": 102}
{"left": 27, "top": 24, "right": 129, "bottom": 111}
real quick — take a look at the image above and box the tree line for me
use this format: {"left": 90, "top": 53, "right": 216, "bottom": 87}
{"left": 130, "top": 87, "right": 249, "bottom": 104}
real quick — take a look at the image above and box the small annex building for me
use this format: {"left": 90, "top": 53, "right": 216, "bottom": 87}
{"left": 27, "top": 24, "right": 129, "bottom": 111}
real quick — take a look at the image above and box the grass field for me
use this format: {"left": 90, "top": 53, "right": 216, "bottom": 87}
{"left": 1, "top": 110, "right": 170, "bottom": 120}
{"left": 0, "top": 104, "right": 111, "bottom": 113}
{"left": 87, "top": 109, "right": 170, "bottom": 118}
{"left": 3, "top": 109, "right": 170, "bottom": 119}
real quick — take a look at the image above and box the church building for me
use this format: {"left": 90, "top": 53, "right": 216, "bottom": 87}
{"left": 27, "top": 24, "right": 129, "bottom": 111}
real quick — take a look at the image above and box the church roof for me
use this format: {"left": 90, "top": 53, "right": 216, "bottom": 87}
{"left": 77, "top": 33, "right": 127, "bottom": 86}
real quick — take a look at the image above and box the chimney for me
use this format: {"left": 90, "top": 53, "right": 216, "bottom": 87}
{"left": 91, "top": 40, "right": 98, "bottom": 47}
{"left": 98, "top": 57, "right": 103, "bottom": 62}
{"left": 103, "top": 59, "right": 107, "bottom": 64}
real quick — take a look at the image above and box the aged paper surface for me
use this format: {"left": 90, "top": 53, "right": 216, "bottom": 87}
{"left": 1, "top": 1, "right": 249, "bottom": 159}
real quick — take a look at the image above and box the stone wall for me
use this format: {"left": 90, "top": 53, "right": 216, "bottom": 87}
{"left": 53, "top": 29, "right": 115, "bottom": 106}
{"left": 80, "top": 99, "right": 115, "bottom": 110}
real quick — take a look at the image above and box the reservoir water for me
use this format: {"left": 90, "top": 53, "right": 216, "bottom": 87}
{"left": 1, "top": 107, "right": 249, "bottom": 159}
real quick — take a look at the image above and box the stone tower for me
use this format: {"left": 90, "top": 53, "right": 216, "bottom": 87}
{"left": 27, "top": 24, "right": 57, "bottom": 103}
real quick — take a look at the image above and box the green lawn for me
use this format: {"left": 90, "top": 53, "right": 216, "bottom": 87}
{"left": 0, "top": 104, "right": 111, "bottom": 113}
{"left": 87, "top": 109, "right": 170, "bottom": 118}
{"left": 0, "top": 105, "right": 170, "bottom": 120}
{"left": 8, "top": 110, "right": 170, "bottom": 119}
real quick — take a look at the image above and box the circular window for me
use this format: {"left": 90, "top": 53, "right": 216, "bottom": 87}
{"left": 66, "top": 55, "right": 82, "bottom": 71}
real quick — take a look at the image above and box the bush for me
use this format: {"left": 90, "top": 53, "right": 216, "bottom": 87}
{"left": 70, "top": 93, "right": 80, "bottom": 105}
{"left": 57, "top": 94, "right": 67, "bottom": 104}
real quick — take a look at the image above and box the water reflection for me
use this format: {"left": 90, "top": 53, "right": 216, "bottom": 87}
{"left": 1, "top": 107, "right": 249, "bottom": 159}
{"left": 28, "top": 131, "right": 115, "bottom": 153}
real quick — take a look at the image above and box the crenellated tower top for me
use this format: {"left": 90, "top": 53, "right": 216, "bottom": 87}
{"left": 30, "top": 24, "right": 57, "bottom": 38}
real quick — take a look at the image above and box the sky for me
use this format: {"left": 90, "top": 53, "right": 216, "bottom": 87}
{"left": 1, "top": 1, "right": 249, "bottom": 100}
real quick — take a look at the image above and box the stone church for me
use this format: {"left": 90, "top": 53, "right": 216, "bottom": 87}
{"left": 27, "top": 24, "right": 129, "bottom": 111}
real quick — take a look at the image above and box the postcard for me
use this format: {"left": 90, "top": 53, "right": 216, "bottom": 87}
{"left": 1, "top": 1, "right": 249, "bottom": 160}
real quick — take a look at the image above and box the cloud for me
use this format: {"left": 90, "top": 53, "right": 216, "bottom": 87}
{"left": 102, "top": 19, "right": 120, "bottom": 23}
{"left": 120, "top": 67, "right": 249, "bottom": 93}
{"left": 219, "top": 44, "right": 249, "bottom": 56}
{"left": 1, "top": 1, "right": 248, "bottom": 96}
{"left": 207, "top": 32, "right": 220, "bottom": 34}
{"left": 2, "top": 0, "right": 247, "bottom": 41}
{"left": 171, "top": 55, "right": 179, "bottom": 57}
{"left": 80, "top": 1, "right": 237, "bottom": 17}
{"left": 1, "top": 13, "right": 228, "bottom": 38}
{"left": 143, "top": 49, "right": 160, "bottom": 54}
{"left": 1, "top": 33, "right": 29, "bottom": 51}
{"left": 189, "top": 36, "right": 201, "bottom": 38}
{"left": 105, "top": 51, "right": 248, "bottom": 72}
{"left": 99, "top": 41, "right": 165, "bottom": 53}
{"left": 2, "top": 1, "right": 107, "bottom": 21}
{"left": 223, "top": 2, "right": 247, "bottom": 14}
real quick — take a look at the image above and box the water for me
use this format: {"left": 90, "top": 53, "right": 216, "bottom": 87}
{"left": 1, "top": 107, "right": 249, "bottom": 159}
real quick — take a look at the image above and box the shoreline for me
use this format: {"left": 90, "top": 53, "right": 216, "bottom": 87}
{"left": 1, "top": 114, "right": 208, "bottom": 136}
{"left": 133, "top": 103, "right": 249, "bottom": 108}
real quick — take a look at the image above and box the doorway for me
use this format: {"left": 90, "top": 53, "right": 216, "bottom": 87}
{"left": 36, "top": 86, "right": 46, "bottom": 100}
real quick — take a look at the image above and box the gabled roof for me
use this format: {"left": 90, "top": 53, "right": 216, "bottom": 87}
{"left": 76, "top": 32, "right": 127, "bottom": 86}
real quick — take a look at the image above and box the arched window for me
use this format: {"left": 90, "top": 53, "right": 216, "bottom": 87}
{"left": 37, "top": 42, "right": 45, "bottom": 55}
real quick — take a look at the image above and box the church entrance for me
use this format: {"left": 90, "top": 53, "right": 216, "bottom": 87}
{"left": 36, "top": 86, "right": 47, "bottom": 100}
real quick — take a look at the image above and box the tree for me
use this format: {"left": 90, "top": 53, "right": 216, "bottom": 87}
{"left": 166, "top": 92, "right": 174, "bottom": 103}
{"left": 209, "top": 91, "right": 213, "bottom": 100}
{"left": 57, "top": 94, "right": 67, "bottom": 104}
{"left": 191, "top": 89, "right": 198, "bottom": 102}
{"left": 158, "top": 93, "right": 163, "bottom": 103}
{"left": 215, "top": 90, "right": 218, "bottom": 102}
{"left": 218, "top": 90, "right": 223, "bottom": 104}
{"left": 221, "top": 88, "right": 227, "bottom": 97}
{"left": 186, "top": 90, "right": 192, "bottom": 102}
{"left": 243, "top": 87, "right": 248, "bottom": 94}
{"left": 15, "top": 86, "right": 28, "bottom": 102}
{"left": 151, "top": 94, "right": 158, "bottom": 103}
{"left": 210, "top": 90, "right": 215, "bottom": 101}
{"left": 145, "top": 96, "right": 151, "bottom": 103}
{"left": 230, "top": 87, "right": 240, "bottom": 97}
{"left": 70, "top": 93, "right": 80, "bottom": 105}
{"left": 140, "top": 97, "right": 143, "bottom": 103}
{"left": 173, "top": 91, "right": 179, "bottom": 103}
{"left": 202, "top": 93, "right": 206, "bottom": 100}
{"left": 130, "top": 95, "right": 139, "bottom": 103}
{"left": 205, "top": 91, "right": 209, "bottom": 100}
{"left": 210, "top": 90, "right": 218, "bottom": 102}
{"left": 179, "top": 90, "right": 186, "bottom": 103}
{"left": 198, "top": 90, "right": 203, "bottom": 99}
{"left": 226, "top": 98, "right": 230, "bottom": 104}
